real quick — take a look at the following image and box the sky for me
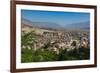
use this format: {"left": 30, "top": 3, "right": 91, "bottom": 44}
{"left": 21, "top": 9, "right": 90, "bottom": 26}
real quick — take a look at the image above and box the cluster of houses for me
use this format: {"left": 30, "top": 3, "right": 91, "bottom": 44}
{"left": 30, "top": 31, "right": 90, "bottom": 54}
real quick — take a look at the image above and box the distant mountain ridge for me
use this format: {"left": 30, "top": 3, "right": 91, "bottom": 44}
{"left": 21, "top": 18, "right": 90, "bottom": 30}
{"left": 21, "top": 18, "right": 62, "bottom": 30}
{"left": 64, "top": 21, "right": 90, "bottom": 30}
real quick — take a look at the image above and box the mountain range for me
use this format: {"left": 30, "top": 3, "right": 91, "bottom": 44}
{"left": 64, "top": 21, "right": 90, "bottom": 30}
{"left": 21, "top": 18, "right": 90, "bottom": 30}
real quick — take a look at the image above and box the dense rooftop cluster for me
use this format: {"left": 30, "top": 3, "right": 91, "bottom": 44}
{"left": 22, "top": 30, "right": 90, "bottom": 54}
